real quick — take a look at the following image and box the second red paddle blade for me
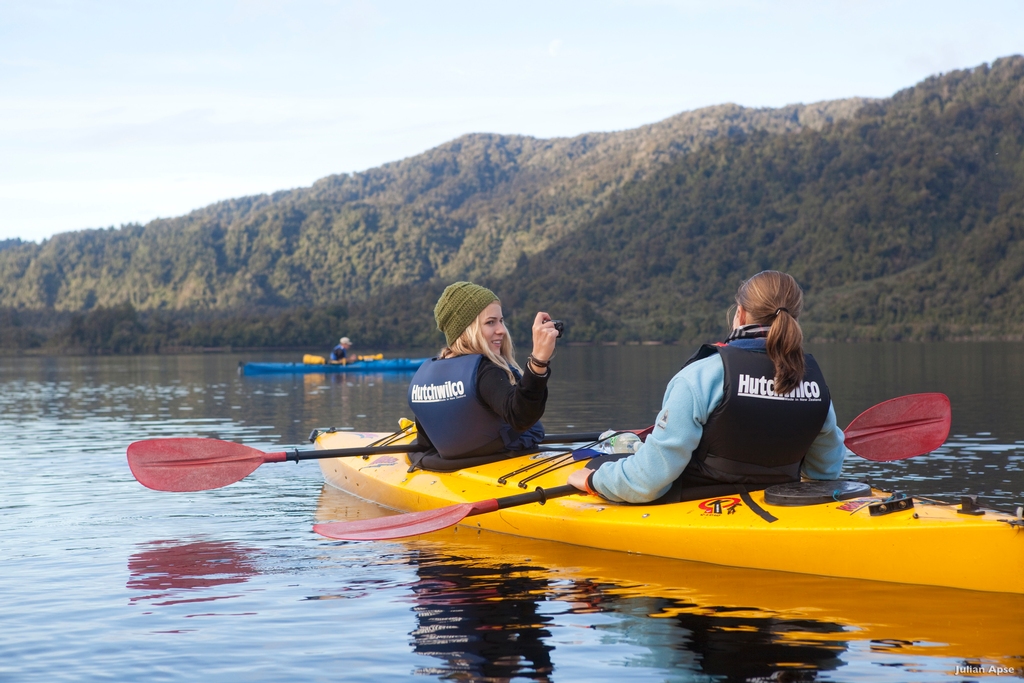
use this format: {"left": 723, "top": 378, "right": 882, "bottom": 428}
{"left": 844, "top": 393, "right": 951, "bottom": 461}
{"left": 313, "top": 503, "right": 480, "bottom": 541}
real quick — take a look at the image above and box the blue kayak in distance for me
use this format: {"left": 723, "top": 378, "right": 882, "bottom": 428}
{"left": 241, "top": 358, "right": 428, "bottom": 375}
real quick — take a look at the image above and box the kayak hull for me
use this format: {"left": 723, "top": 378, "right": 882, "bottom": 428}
{"left": 242, "top": 358, "right": 427, "bottom": 375}
{"left": 315, "top": 484, "right": 1024, "bottom": 668}
{"left": 316, "top": 431, "right": 1024, "bottom": 594}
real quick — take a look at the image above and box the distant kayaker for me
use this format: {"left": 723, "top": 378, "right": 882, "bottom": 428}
{"left": 329, "top": 337, "right": 352, "bottom": 364}
{"left": 569, "top": 270, "right": 846, "bottom": 503}
{"left": 408, "top": 281, "right": 559, "bottom": 462}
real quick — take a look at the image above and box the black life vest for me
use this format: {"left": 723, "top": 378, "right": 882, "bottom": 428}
{"left": 408, "top": 354, "right": 544, "bottom": 459}
{"left": 675, "top": 343, "right": 831, "bottom": 489}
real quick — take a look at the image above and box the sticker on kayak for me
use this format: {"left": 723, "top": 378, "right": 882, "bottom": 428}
{"left": 361, "top": 456, "right": 399, "bottom": 469}
{"left": 836, "top": 497, "right": 883, "bottom": 512}
{"left": 698, "top": 497, "right": 742, "bottom": 516}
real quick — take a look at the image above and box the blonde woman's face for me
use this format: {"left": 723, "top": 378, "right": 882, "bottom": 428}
{"left": 478, "top": 302, "right": 506, "bottom": 353}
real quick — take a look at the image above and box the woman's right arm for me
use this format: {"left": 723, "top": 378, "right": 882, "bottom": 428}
{"left": 477, "top": 361, "right": 548, "bottom": 432}
{"left": 527, "top": 312, "right": 559, "bottom": 374}
{"left": 477, "top": 309, "right": 557, "bottom": 430}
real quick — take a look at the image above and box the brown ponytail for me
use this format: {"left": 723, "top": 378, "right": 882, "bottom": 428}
{"left": 735, "top": 271, "right": 805, "bottom": 395}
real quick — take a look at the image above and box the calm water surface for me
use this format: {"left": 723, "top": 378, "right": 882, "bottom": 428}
{"left": 1, "top": 344, "right": 1022, "bottom": 682}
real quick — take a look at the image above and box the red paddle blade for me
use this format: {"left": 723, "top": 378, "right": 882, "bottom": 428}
{"left": 127, "top": 438, "right": 277, "bottom": 492}
{"left": 844, "top": 393, "right": 951, "bottom": 461}
{"left": 313, "top": 499, "right": 500, "bottom": 541}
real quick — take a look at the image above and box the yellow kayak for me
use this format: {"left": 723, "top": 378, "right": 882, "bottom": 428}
{"left": 315, "top": 430, "right": 1024, "bottom": 594}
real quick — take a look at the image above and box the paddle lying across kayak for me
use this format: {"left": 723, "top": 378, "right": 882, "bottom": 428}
{"left": 127, "top": 427, "right": 612, "bottom": 493}
{"left": 308, "top": 394, "right": 1023, "bottom": 595}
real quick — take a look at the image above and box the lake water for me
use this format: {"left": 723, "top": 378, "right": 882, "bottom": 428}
{"left": 1, "top": 343, "right": 1021, "bottom": 682}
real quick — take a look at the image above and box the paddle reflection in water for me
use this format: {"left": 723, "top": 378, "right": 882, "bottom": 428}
{"left": 314, "top": 485, "right": 1024, "bottom": 681}
{"left": 127, "top": 540, "right": 260, "bottom": 606}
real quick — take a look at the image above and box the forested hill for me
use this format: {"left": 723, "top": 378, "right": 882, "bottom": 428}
{"left": 3, "top": 56, "right": 1024, "bottom": 351}
{"left": 495, "top": 55, "right": 1024, "bottom": 343}
{"left": 0, "top": 100, "right": 863, "bottom": 311}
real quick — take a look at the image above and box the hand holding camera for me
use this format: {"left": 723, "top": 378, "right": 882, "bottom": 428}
{"left": 529, "top": 313, "right": 563, "bottom": 372}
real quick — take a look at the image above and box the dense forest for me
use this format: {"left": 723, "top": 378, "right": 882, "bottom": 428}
{"left": 0, "top": 99, "right": 862, "bottom": 312}
{"left": 504, "top": 56, "right": 1024, "bottom": 343}
{"left": 2, "top": 56, "right": 1024, "bottom": 353}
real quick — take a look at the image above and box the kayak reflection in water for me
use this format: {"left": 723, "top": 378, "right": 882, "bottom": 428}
{"left": 407, "top": 552, "right": 554, "bottom": 681}
{"left": 570, "top": 591, "right": 847, "bottom": 680}
{"left": 406, "top": 550, "right": 846, "bottom": 682}
{"left": 569, "top": 270, "right": 847, "bottom": 503}
{"left": 408, "top": 282, "right": 559, "bottom": 466}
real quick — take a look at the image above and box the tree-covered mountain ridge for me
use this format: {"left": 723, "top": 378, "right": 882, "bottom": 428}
{"left": 4, "top": 55, "right": 1024, "bottom": 352}
{"left": 497, "top": 55, "right": 1024, "bottom": 343}
{"left": 0, "top": 99, "right": 867, "bottom": 311}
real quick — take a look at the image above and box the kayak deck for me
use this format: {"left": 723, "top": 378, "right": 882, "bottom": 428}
{"left": 316, "top": 430, "right": 1024, "bottom": 594}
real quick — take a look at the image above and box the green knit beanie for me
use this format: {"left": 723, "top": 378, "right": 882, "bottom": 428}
{"left": 434, "top": 282, "right": 499, "bottom": 346}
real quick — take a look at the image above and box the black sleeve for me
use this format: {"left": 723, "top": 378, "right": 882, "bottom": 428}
{"left": 476, "top": 360, "right": 549, "bottom": 432}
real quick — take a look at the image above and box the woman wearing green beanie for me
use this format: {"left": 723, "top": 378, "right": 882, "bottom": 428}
{"left": 407, "top": 281, "right": 559, "bottom": 463}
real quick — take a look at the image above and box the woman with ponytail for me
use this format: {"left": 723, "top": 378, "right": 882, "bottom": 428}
{"left": 569, "top": 271, "right": 846, "bottom": 503}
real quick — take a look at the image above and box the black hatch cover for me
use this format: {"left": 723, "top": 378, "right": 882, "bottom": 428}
{"left": 764, "top": 480, "right": 872, "bottom": 506}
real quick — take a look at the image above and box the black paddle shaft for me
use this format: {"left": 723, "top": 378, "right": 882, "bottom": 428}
{"left": 286, "top": 443, "right": 427, "bottom": 461}
{"left": 494, "top": 484, "right": 580, "bottom": 510}
{"left": 287, "top": 433, "right": 606, "bottom": 462}
{"left": 543, "top": 432, "right": 603, "bottom": 443}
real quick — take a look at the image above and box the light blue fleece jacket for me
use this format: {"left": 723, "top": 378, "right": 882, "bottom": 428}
{"left": 591, "top": 351, "right": 848, "bottom": 504}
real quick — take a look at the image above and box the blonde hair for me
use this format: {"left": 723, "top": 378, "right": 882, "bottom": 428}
{"left": 439, "top": 304, "right": 521, "bottom": 383}
{"left": 735, "top": 271, "right": 805, "bottom": 395}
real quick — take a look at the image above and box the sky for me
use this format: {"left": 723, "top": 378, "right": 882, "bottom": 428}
{"left": 2, "top": 0, "right": 1022, "bottom": 242}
